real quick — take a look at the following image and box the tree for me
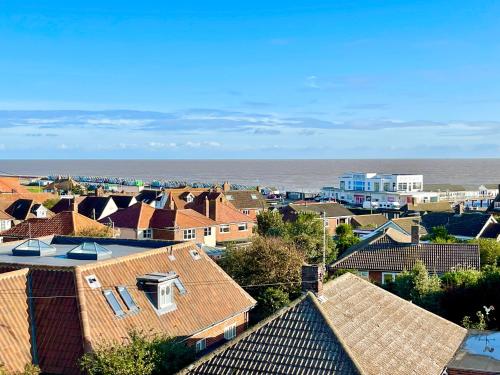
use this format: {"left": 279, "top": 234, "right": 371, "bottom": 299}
{"left": 220, "top": 236, "right": 304, "bottom": 318}
{"left": 334, "top": 223, "right": 360, "bottom": 255}
{"left": 0, "top": 364, "right": 40, "bottom": 375}
{"left": 256, "top": 210, "right": 287, "bottom": 237}
{"left": 286, "top": 212, "right": 336, "bottom": 263}
{"left": 429, "top": 226, "right": 457, "bottom": 243}
{"left": 474, "top": 238, "right": 500, "bottom": 268}
{"left": 441, "top": 268, "right": 481, "bottom": 288}
{"left": 42, "top": 198, "right": 60, "bottom": 210}
{"left": 393, "top": 261, "right": 442, "bottom": 312}
{"left": 80, "top": 331, "right": 193, "bottom": 375}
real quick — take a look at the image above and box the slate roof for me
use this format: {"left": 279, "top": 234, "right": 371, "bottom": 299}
{"left": 182, "top": 294, "right": 362, "bottom": 375}
{"left": 391, "top": 217, "right": 428, "bottom": 236}
{"left": 109, "top": 194, "right": 136, "bottom": 209}
{"left": 406, "top": 201, "right": 453, "bottom": 213}
{"left": 5, "top": 199, "right": 53, "bottom": 220}
{"left": 331, "top": 234, "right": 480, "bottom": 273}
{"left": 183, "top": 274, "right": 467, "bottom": 375}
{"left": 76, "top": 196, "right": 114, "bottom": 219}
{"left": 320, "top": 273, "right": 467, "bottom": 375}
{"left": 0, "top": 211, "right": 109, "bottom": 240}
{"left": 0, "top": 268, "right": 33, "bottom": 374}
{"left": 135, "top": 189, "right": 164, "bottom": 204}
{"left": 479, "top": 222, "right": 500, "bottom": 240}
{"left": 101, "top": 202, "right": 155, "bottom": 229}
{"left": 421, "top": 212, "right": 494, "bottom": 238}
{"left": 224, "top": 190, "right": 269, "bottom": 210}
{"left": 351, "top": 214, "right": 388, "bottom": 229}
{"left": 284, "top": 202, "right": 354, "bottom": 220}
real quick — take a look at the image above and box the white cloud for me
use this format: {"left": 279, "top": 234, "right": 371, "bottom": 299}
{"left": 148, "top": 142, "right": 177, "bottom": 149}
{"left": 58, "top": 143, "right": 69, "bottom": 150}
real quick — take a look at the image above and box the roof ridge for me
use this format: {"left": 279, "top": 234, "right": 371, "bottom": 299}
{"left": 0, "top": 267, "right": 29, "bottom": 280}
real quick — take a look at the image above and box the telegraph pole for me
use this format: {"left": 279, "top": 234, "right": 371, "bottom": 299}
{"left": 322, "top": 211, "right": 326, "bottom": 271}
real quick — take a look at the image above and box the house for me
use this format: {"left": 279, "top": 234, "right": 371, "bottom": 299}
{"left": 52, "top": 196, "right": 118, "bottom": 220}
{"left": 222, "top": 189, "right": 268, "bottom": 219}
{"left": 43, "top": 177, "right": 86, "bottom": 194}
{"left": 0, "top": 236, "right": 256, "bottom": 374}
{"left": 0, "top": 211, "right": 110, "bottom": 242}
{"left": 330, "top": 227, "right": 480, "bottom": 284}
{"left": 0, "top": 209, "right": 13, "bottom": 233}
{"left": 135, "top": 189, "right": 167, "bottom": 208}
{"left": 405, "top": 201, "right": 454, "bottom": 214}
{"left": 167, "top": 189, "right": 255, "bottom": 243}
{"left": 351, "top": 214, "right": 388, "bottom": 236}
{"left": 0, "top": 268, "right": 33, "bottom": 373}
{"left": 489, "top": 186, "right": 500, "bottom": 213}
{"left": 421, "top": 212, "right": 500, "bottom": 241}
{"left": 368, "top": 216, "right": 428, "bottom": 239}
{"left": 281, "top": 202, "right": 354, "bottom": 235}
{"left": 0, "top": 176, "right": 30, "bottom": 194}
{"left": 181, "top": 270, "right": 466, "bottom": 375}
{"left": 4, "top": 198, "right": 53, "bottom": 221}
{"left": 101, "top": 202, "right": 218, "bottom": 246}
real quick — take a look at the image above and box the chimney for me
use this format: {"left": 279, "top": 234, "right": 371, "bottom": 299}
{"left": 411, "top": 225, "right": 420, "bottom": 245}
{"left": 204, "top": 196, "right": 209, "bottom": 217}
{"left": 222, "top": 181, "right": 230, "bottom": 192}
{"left": 70, "top": 198, "right": 77, "bottom": 212}
{"left": 95, "top": 186, "right": 104, "bottom": 197}
{"left": 301, "top": 264, "right": 323, "bottom": 296}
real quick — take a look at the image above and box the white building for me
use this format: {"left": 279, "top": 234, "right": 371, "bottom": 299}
{"left": 321, "top": 172, "right": 439, "bottom": 207}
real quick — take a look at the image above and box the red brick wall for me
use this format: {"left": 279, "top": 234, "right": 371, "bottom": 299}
{"left": 368, "top": 271, "right": 382, "bottom": 284}
{"left": 187, "top": 312, "right": 248, "bottom": 349}
{"left": 216, "top": 222, "right": 254, "bottom": 242}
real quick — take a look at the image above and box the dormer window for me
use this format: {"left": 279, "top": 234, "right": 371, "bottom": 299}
{"left": 137, "top": 272, "right": 186, "bottom": 315}
{"left": 185, "top": 193, "right": 194, "bottom": 203}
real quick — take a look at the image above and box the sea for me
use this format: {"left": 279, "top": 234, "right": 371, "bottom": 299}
{"left": 1, "top": 159, "right": 499, "bottom": 192}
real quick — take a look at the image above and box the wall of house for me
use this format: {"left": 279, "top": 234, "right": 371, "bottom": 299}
{"left": 187, "top": 311, "right": 248, "bottom": 350}
{"left": 0, "top": 219, "right": 12, "bottom": 232}
{"left": 368, "top": 271, "right": 382, "bottom": 284}
{"left": 117, "top": 227, "right": 138, "bottom": 239}
{"left": 216, "top": 222, "right": 254, "bottom": 243}
{"left": 240, "top": 208, "right": 264, "bottom": 221}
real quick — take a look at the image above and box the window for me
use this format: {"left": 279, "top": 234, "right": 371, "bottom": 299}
{"left": 158, "top": 284, "right": 172, "bottom": 309}
{"left": 238, "top": 223, "right": 248, "bottom": 231}
{"left": 224, "top": 324, "right": 237, "bottom": 340}
{"left": 324, "top": 219, "right": 329, "bottom": 227}
{"left": 195, "top": 338, "right": 206, "bottom": 352}
{"left": 220, "top": 224, "right": 230, "bottom": 233}
{"left": 143, "top": 229, "right": 153, "bottom": 239}
{"left": 382, "top": 272, "right": 398, "bottom": 285}
{"left": 183, "top": 229, "right": 196, "bottom": 240}
{"left": 117, "top": 286, "right": 139, "bottom": 312}
{"left": 85, "top": 274, "right": 101, "bottom": 289}
{"left": 189, "top": 249, "right": 202, "bottom": 260}
{"left": 174, "top": 278, "right": 187, "bottom": 295}
{"left": 242, "top": 209, "right": 250, "bottom": 215}
{"left": 251, "top": 194, "right": 258, "bottom": 200}
{"left": 358, "top": 271, "right": 369, "bottom": 279}
{"left": 186, "top": 195, "right": 194, "bottom": 203}
{"left": 204, "top": 227, "right": 212, "bottom": 237}
{"left": 0, "top": 221, "right": 8, "bottom": 231}
{"left": 103, "top": 290, "right": 125, "bottom": 317}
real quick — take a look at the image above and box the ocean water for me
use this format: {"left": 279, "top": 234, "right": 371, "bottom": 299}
{"left": 1, "top": 159, "right": 499, "bottom": 191}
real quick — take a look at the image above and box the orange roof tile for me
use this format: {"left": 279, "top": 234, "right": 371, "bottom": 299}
{"left": 76, "top": 242, "right": 256, "bottom": 348}
{"left": 0, "top": 268, "right": 33, "bottom": 373}
{"left": 0, "top": 177, "right": 30, "bottom": 194}
{"left": 0, "top": 211, "right": 108, "bottom": 240}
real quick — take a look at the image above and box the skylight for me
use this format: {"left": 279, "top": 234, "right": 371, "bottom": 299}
{"left": 67, "top": 242, "right": 112, "bottom": 260}
{"left": 226, "top": 195, "right": 234, "bottom": 200}
{"left": 117, "top": 286, "right": 139, "bottom": 313}
{"left": 173, "top": 278, "right": 187, "bottom": 295}
{"left": 103, "top": 289, "right": 125, "bottom": 317}
{"left": 251, "top": 194, "right": 258, "bottom": 200}
{"left": 12, "top": 239, "right": 57, "bottom": 257}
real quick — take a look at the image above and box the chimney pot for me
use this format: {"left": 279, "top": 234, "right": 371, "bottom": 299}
{"left": 301, "top": 264, "right": 323, "bottom": 296}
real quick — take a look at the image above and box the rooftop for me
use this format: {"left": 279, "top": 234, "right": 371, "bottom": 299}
{"left": 447, "top": 330, "right": 500, "bottom": 373}
{"left": 0, "top": 236, "right": 179, "bottom": 267}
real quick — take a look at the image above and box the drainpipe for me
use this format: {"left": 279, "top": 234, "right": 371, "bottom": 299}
{"left": 27, "top": 272, "right": 39, "bottom": 365}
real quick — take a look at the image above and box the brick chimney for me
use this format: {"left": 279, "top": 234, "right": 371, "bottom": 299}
{"left": 222, "top": 181, "right": 230, "bottom": 192}
{"left": 204, "top": 196, "right": 210, "bottom": 217}
{"left": 95, "top": 186, "right": 104, "bottom": 197}
{"left": 301, "top": 264, "right": 323, "bottom": 296}
{"left": 411, "top": 225, "right": 420, "bottom": 245}
{"left": 70, "top": 198, "right": 78, "bottom": 212}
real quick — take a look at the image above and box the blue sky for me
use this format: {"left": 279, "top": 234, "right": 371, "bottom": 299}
{"left": 1, "top": 1, "right": 500, "bottom": 159}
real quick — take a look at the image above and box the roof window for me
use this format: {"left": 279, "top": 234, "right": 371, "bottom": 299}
{"left": 85, "top": 274, "right": 101, "bottom": 289}
{"left": 103, "top": 289, "right": 125, "bottom": 317}
{"left": 226, "top": 195, "right": 233, "bottom": 200}
{"left": 189, "top": 249, "right": 202, "bottom": 260}
{"left": 117, "top": 286, "right": 139, "bottom": 313}
{"left": 67, "top": 242, "right": 112, "bottom": 260}
{"left": 251, "top": 194, "right": 258, "bottom": 200}
{"left": 12, "top": 239, "right": 57, "bottom": 257}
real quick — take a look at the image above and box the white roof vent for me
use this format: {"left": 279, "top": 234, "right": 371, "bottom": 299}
{"left": 85, "top": 274, "right": 101, "bottom": 289}
{"left": 189, "top": 249, "right": 202, "bottom": 260}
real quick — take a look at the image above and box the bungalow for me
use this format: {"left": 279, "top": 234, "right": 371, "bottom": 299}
{"left": 0, "top": 236, "right": 256, "bottom": 374}
{"left": 222, "top": 189, "right": 268, "bottom": 220}
{"left": 330, "top": 227, "right": 480, "bottom": 284}
{"left": 182, "top": 269, "right": 466, "bottom": 375}
{"left": 366, "top": 216, "right": 428, "bottom": 239}
{"left": 101, "top": 202, "right": 218, "bottom": 246}
{"left": 280, "top": 202, "right": 354, "bottom": 235}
